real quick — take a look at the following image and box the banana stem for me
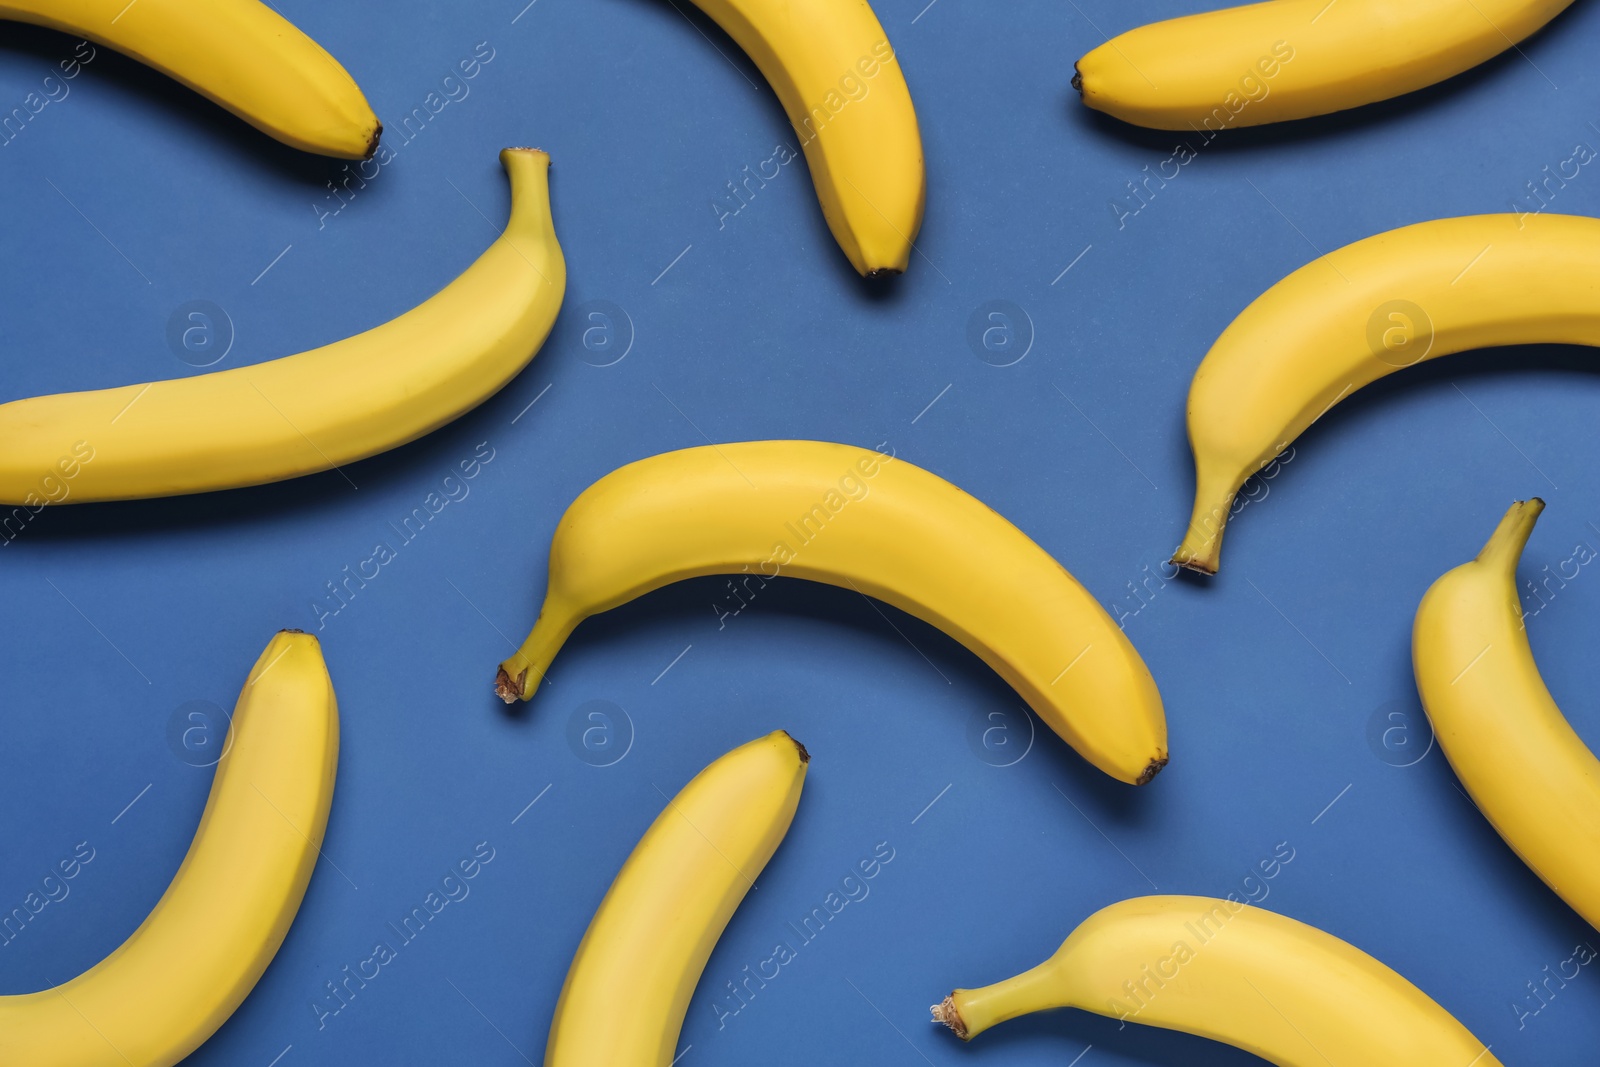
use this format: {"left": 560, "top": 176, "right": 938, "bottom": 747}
{"left": 1171, "top": 468, "right": 1240, "bottom": 575}
{"left": 1475, "top": 498, "right": 1544, "bottom": 575}
{"left": 496, "top": 609, "right": 578, "bottom": 702}
{"left": 934, "top": 959, "right": 1065, "bottom": 1041}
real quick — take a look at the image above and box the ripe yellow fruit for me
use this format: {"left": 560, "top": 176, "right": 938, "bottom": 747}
{"left": 546, "top": 731, "right": 807, "bottom": 1066}
{"left": 2, "top": 0, "right": 380, "bottom": 157}
{"left": 0, "top": 631, "right": 339, "bottom": 1066}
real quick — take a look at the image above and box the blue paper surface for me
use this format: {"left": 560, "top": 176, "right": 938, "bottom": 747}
{"left": 2, "top": 1, "right": 1598, "bottom": 1063}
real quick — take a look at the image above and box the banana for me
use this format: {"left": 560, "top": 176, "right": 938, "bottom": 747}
{"left": 1414, "top": 498, "right": 1600, "bottom": 931}
{"left": 680, "top": 0, "right": 924, "bottom": 275}
{"left": 496, "top": 440, "right": 1168, "bottom": 784}
{"left": 1, "top": 0, "right": 379, "bottom": 157}
{"left": 0, "top": 148, "right": 563, "bottom": 504}
{"left": 0, "top": 630, "right": 338, "bottom": 1067}
{"left": 933, "top": 895, "right": 1499, "bottom": 1066}
{"left": 1074, "top": 0, "right": 1574, "bottom": 130}
{"left": 1173, "top": 212, "right": 1600, "bottom": 575}
{"left": 545, "top": 730, "right": 807, "bottom": 1066}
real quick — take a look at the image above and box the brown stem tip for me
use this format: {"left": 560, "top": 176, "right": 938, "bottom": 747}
{"left": 494, "top": 666, "right": 527, "bottom": 704}
{"left": 1071, "top": 66, "right": 1083, "bottom": 94}
{"left": 781, "top": 730, "right": 811, "bottom": 763}
{"left": 364, "top": 122, "right": 383, "bottom": 160}
{"left": 931, "top": 995, "right": 968, "bottom": 1039}
{"left": 1136, "top": 756, "right": 1168, "bottom": 786}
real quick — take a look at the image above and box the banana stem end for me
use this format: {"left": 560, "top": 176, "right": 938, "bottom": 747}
{"left": 1136, "top": 756, "right": 1168, "bottom": 785}
{"left": 1476, "top": 498, "right": 1545, "bottom": 573}
{"left": 931, "top": 995, "right": 968, "bottom": 1039}
{"left": 494, "top": 666, "right": 528, "bottom": 704}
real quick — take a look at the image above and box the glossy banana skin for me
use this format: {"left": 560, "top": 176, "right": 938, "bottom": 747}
{"left": 545, "top": 731, "right": 807, "bottom": 1066}
{"left": 0, "top": 632, "right": 339, "bottom": 1066}
{"left": 498, "top": 440, "right": 1168, "bottom": 784}
{"left": 1414, "top": 499, "right": 1600, "bottom": 931}
{"left": 1076, "top": 0, "right": 1575, "bottom": 130}
{"left": 0, "top": 148, "right": 564, "bottom": 504}
{"left": 0, "top": 0, "right": 380, "bottom": 157}
{"left": 685, "top": 0, "right": 925, "bottom": 275}
{"left": 1174, "top": 213, "right": 1600, "bottom": 575}
{"left": 937, "top": 895, "right": 1499, "bottom": 1067}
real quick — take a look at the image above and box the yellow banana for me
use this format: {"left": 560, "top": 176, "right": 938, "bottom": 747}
{"left": 0, "top": 148, "right": 563, "bottom": 504}
{"left": 545, "top": 730, "right": 807, "bottom": 1066}
{"left": 1, "top": 0, "right": 379, "bottom": 157}
{"left": 496, "top": 440, "right": 1168, "bottom": 784}
{"left": 1174, "top": 213, "right": 1600, "bottom": 575}
{"left": 1075, "top": 0, "right": 1575, "bottom": 130}
{"left": 0, "top": 630, "right": 338, "bottom": 1067}
{"left": 934, "top": 895, "right": 1499, "bottom": 1066}
{"left": 683, "top": 0, "right": 924, "bottom": 275}
{"left": 1414, "top": 498, "right": 1600, "bottom": 931}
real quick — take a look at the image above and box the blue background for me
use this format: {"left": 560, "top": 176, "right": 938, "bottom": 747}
{"left": 2, "top": 0, "right": 1598, "bottom": 1063}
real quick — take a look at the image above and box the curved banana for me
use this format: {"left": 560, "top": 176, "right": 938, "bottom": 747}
{"left": 1414, "top": 498, "right": 1600, "bottom": 930}
{"left": 0, "top": 148, "right": 563, "bottom": 504}
{"left": 1, "top": 0, "right": 379, "bottom": 157}
{"left": 496, "top": 441, "right": 1168, "bottom": 784}
{"left": 1173, "top": 213, "right": 1600, "bottom": 575}
{"left": 681, "top": 0, "right": 924, "bottom": 275}
{"left": 545, "top": 730, "right": 807, "bottom": 1066}
{"left": 0, "top": 630, "right": 338, "bottom": 1066}
{"left": 934, "top": 895, "right": 1499, "bottom": 1066}
{"left": 1075, "top": 0, "right": 1574, "bottom": 131}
